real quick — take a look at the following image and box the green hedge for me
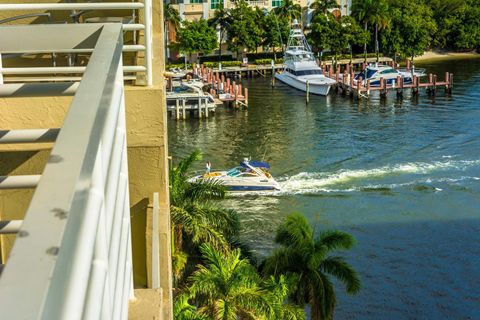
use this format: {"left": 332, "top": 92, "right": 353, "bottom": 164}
{"left": 321, "top": 52, "right": 382, "bottom": 60}
{"left": 166, "top": 63, "right": 192, "bottom": 70}
{"left": 254, "top": 58, "right": 284, "bottom": 65}
{"left": 203, "top": 61, "right": 242, "bottom": 68}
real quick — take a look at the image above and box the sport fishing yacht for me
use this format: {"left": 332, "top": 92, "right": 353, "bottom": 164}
{"left": 354, "top": 63, "right": 426, "bottom": 86}
{"left": 275, "top": 19, "right": 336, "bottom": 95}
{"left": 189, "top": 158, "right": 281, "bottom": 192}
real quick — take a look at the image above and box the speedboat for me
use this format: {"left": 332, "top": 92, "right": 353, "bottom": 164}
{"left": 354, "top": 63, "right": 426, "bottom": 86}
{"left": 189, "top": 158, "right": 281, "bottom": 192}
{"left": 275, "top": 19, "right": 336, "bottom": 96}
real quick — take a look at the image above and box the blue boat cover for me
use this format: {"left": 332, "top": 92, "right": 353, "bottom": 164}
{"left": 240, "top": 161, "right": 270, "bottom": 169}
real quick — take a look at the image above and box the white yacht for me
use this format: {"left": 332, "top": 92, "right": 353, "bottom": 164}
{"left": 189, "top": 159, "right": 281, "bottom": 192}
{"left": 354, "top": 63, "right": 426, "bottom": 86}
{"left": 275, "top": 19, "right": 336, "bottom": 96}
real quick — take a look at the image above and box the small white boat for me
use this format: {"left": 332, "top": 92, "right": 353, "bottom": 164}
{"left": 275, "top": 19, "right": 336, "bottom": 96}
{"left": 166, "top": 81, "right": 216, "bottom": 112}
{"left": 189, "top": 159, "right": 281, "bottom": 192}
{"left": 354, "top": 63, "right": 426, "bottom": 86}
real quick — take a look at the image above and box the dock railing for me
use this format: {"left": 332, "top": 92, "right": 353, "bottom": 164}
{"left": 0, "top": 23, "right": 133, "bottom": 319}
{"left": 0, "top": 1, "right": 153, "bottom": 86}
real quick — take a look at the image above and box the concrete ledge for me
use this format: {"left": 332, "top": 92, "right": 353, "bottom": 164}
{"left": 128, "top": 288, "right": 163, "bottom": 320}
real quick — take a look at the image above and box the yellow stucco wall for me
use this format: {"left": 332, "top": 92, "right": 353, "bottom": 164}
{"left": 0, "top": 2, "right": 172, "bottom": 314}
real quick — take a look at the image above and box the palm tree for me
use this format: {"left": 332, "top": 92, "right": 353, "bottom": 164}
{"left": 263, "top": 213, "right": 360, "bottom": 320}
{"left": 351, "top": 0, "right": 389, "bottom": 62}
{"left": 164, "top": 3, "right": 181, "bottom": 61}
{"left": 184, "top": 244, "right": 305, "bottom": 320}
{"left": 208, "top": 8, "right": 232, "bottom": 61}
{"left": 310, "top": 0, "right": 340, "bottom": 18}
{"left": 174, "top": 293, "right": 208, "bottom": 320}
{"left": 170, "top": 151, "right": 240, "bottom": 282}
{"left": 369, "top": 0, "right": 389, "bottom": 62}
{"left": 274, "top": 0, "right": 302, "bottom": 23}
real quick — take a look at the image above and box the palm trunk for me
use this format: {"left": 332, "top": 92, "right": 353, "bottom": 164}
{"left": 363, "top": 22, "right": 368, "bottom": 63}
{"left": 375, "top": 23, "right": 379, "bottom": 62}
{"left": 218, "top": 28, "right": 223, "bottom": 62}
{"left": 311, "top": 296, "right": 322, "bottom": 320}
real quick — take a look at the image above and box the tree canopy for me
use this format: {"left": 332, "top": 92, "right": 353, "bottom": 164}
{"left": 176, "top": 19, "right": 218, "bottom": 56}
{"left": 381, "top": 0, "right": 437, "bottom": 60}
{"left": 226, "top": 0, "right": 264, "bottom": 54}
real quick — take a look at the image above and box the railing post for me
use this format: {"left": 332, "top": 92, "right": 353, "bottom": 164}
{"left": 0, "top": 53, "right": 3, "bottom": 85}
{"left": 144, "top": 0, "right": 153, "bottom": 86}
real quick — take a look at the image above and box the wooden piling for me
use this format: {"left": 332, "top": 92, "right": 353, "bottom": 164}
{"left": 357, "top": 76, "right": 362, "bottom": 97}
{"left": 396, "top": 75, "right": 403, "bottom": 97}
{"left": 366, "top": 79, "right": 371, "bottom": 95}
{"left": 380, "top": 77, "right": 386, "bottom": 98}
{"left": 448, "top": 73, "right": 453, "bottom": 93}
{"left": 182, "top": 99, "right": 186, "bottom": 120}
{"left": 271, "top": 65, "right": 275, "bottom": 86}
{"left": 205, "top": 98, "right": 209, "bottom": 118}
{"left": 306, "top": 80, "right": 310, "bottom": 104}
{"left": 245, "top": 88, "right": 249, "bottom": 106}
{"left": 175, "top": 99, "right": 180, "bottom": 119}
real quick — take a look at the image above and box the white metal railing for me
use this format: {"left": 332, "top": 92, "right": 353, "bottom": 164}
{"left": 0, "top": 1, "right": 153, "bottom": 86}
{"left": 0, "top": 24, "right": 133, "bottom": 319}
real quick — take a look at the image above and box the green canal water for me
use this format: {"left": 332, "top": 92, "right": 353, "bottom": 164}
{"left": 168, "top": 58, "right": 480, "bottom": 319}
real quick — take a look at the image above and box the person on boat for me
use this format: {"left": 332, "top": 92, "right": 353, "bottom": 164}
{"left": 205, "top": 161, "right": 211, "bottom": 174}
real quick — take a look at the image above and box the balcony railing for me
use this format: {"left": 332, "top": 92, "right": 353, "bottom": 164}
{"left": 0, "top": 23, "right": 133, "bottom": 319}
{"left": 0, "top": 1, "right": 153, "bottom": 86}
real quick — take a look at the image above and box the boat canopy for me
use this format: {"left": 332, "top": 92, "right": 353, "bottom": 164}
{"left": 240, "top": 161, "right": 270, "bottom": 169}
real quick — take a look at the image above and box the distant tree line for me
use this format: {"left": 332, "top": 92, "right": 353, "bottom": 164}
{"left": 165, "top": 0, "right": 480, "bottom": 62}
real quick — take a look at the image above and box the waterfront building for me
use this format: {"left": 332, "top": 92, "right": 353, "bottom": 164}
{"left": 166, "top": 0, "right": 351, "bottom": 61}
{"left": 171, "top": 0, "right": 350, "bottom": 21}
{"left": 0, "top": 1, "right": 172, "bottom": 319}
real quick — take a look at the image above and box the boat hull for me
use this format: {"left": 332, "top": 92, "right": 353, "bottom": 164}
{"left": 189, "top": 174, "right": 281, "bottom": 192}
{"left": 275, "top": 73, "right": 332, "bottom": 96}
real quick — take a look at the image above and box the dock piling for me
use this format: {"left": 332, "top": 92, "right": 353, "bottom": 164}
{"left": 306, "top": 80, "right": 310, "bottom": 104}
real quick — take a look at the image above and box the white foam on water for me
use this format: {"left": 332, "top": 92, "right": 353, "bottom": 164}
{"left": 276, "top": 159, "right": 480, "bottom": 195}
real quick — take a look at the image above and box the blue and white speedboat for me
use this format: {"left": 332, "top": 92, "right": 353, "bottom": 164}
{"left": 354, "top": 63, "right": 426, "bottom": 86}
{"left": 189, "top": 158, "right": 280, "bottom": 192}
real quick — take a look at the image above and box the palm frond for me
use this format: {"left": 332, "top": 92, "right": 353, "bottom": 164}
{"left": 174, "top": 293, "right": 208, "bottom": 320}
{"left": 320, "top": 256, "right": 361, "bottom": 294}
{"left": 262, "top": 248, "right": 298, "bottom": 276}
{"left": 275, "top": 213, "right": 313, "bottom": 247}
{"left": 172, "top": 205, "right": 230, "bottom": 252}
{"left": 319, "top": 273, "right": 336, "bottom": 320}
{"left": 177, "top": 150, "right": 203, "bottom": 175}
{"left": 315, "top": 230, "right": 356, "bottom": 251}
{"left": 185, "top": 179, "right": 227, "bottom": 201}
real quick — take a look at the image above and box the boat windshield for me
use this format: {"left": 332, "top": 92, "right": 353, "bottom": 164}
{"left": 355, "top": 68, "right": 377, "bottom": 80}
{"left": 227, "top": 167, "right": 242, "bottom": 177}
{"left": 286, "top": 68, "right": 323, "bottom": 76}
{"left": 379, "top": 68, "right": 397, "bottom": 74}
{"left": 285, "top": 53, "right": 315, "bottom": 63}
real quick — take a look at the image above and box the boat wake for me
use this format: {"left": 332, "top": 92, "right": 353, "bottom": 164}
{"left": 278, "top": 159, "right": 480, "bottom": 195}
{"left": 229, "top": 159, "right": 480, "bottom": 197}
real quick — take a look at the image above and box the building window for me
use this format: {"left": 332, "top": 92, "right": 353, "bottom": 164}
{"left": 272, "top": 0, "right": 283, "bottom": 8}
{"left": 211, "top": 0, "right": 223, "bottom": 9}
{"left": 190, "top": 0, "right": 202, "bottom": 3}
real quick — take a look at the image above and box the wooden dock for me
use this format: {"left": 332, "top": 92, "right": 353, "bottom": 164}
{"left": 322, "top": 62, "right": 453, "bottom": 99}
{"left": 166, "top": 91, "right": 216, "bottom": 120}
{"left": 192, "top": 64, "right": 249, "bottom": 109}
